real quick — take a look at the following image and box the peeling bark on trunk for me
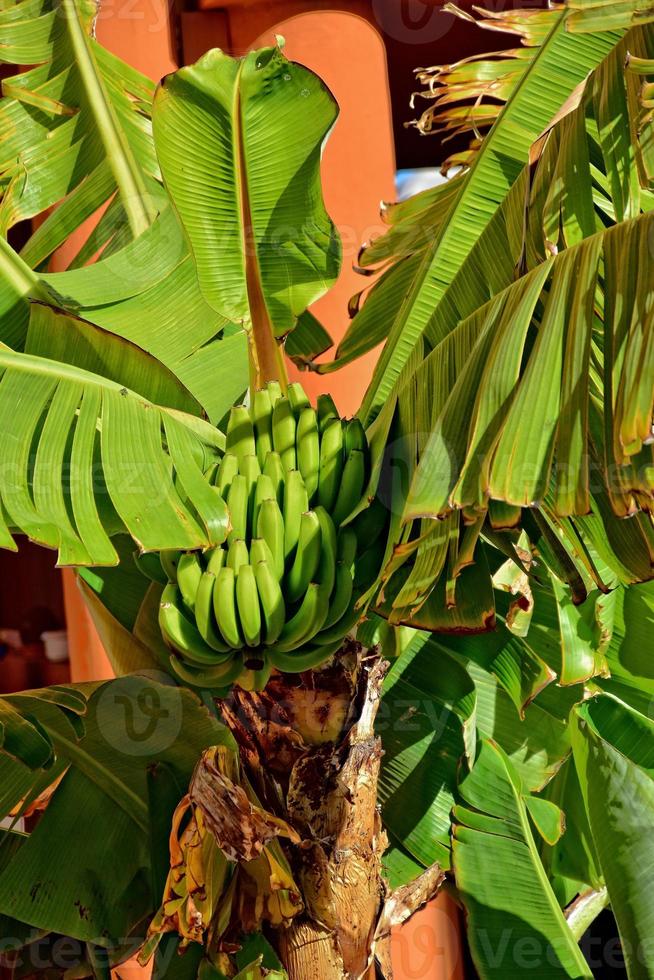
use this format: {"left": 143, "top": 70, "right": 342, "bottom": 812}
{"left": 277, "top": 656, "right": 387, "bottom": 979}
{"left": 217, "top": 643, "right": 443, "bottom": 980}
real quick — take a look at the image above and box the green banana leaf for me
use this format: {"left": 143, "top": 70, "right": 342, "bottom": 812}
{"left": 75, "top": 535, "right": 166, "bottom": 675}
{"left": 0, "top": 214, "right": 250, "bottom": 424}
{"left": 378, "top": 619, "right": 576, "bottom": 880}
{"left": 572, "top": 693, "right": 654, "bottom": 979}
{"left": 567, "top": 0, "right": 654, "bottom": 32}
{"left": 543, "top": 758, "right": 602, "bottom": 892}
{"left": 598, "top": 580, "right": 654, "bottom": 695}
{"left": 453, "top": 740, "right": 591, "bottom": 980}
{"left": 152, "top": 44, "right": 341, "bottom": 338}
{"left": 0, "top": 344, "right": 229, "bottom": 562}
{"left": 0, "top": 678, "right": 234, "bottom": 947}
{"left": 0, "top": 0, "right": 157, "bottom": 257}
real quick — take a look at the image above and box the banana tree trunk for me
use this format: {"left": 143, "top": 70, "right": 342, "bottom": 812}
{"left": 216, "top": 644, "right": 444, "bottom": 979}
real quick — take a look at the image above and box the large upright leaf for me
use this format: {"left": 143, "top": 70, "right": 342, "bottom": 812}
{"left": 153, "top": 44, "right": 341, "bottom": 347}
{"left": 572, "top": 694, "right": 654, "bottom": 979}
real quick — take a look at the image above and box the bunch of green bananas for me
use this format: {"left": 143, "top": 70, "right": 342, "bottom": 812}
{"left": 141, "top": 383, "right": 387, "bottom": 692}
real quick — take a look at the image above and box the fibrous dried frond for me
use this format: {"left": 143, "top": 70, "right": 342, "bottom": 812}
{"left": 407, "top": 3, "right": 562, "bottom": 172}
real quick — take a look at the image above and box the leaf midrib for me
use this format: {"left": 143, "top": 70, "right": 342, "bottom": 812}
{"left": 60, "top": 0, "right": 156, "bottom": 238}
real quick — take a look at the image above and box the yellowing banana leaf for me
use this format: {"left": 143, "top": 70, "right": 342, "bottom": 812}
{"left": 357, "top": 10, "right": 623, "bottom": 424}
{"left": 407, "top": 6, "right": 560, "bottom": 169}
{"left": 568, "top": 0, "right": 654, "bottom": 33}
{"left": 404, "top": 214, "right": 654, "bottom": 523}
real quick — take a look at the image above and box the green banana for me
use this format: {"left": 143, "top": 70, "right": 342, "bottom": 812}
{"left": 249, "top": 536, "right": 274, "bottom": 567}
{"left": 320, "top": 560, "right": 354, "bottom": 631}
{"left": 267, "top": 636, "right": 343, "bottom": 674}
{"left": 159, "top": 585, "right": 228, "bottom": 665}
{"left": 169, "top": 653, "right": 243, "bottom": 689}
{"left": 343, "top": 417, "right": 367, "bottom": 456}
{"left": 206, "top": 547, "right": 227, "bottom": 576}
{"left": 176, "top": 552, "right": 203, "bottom": 611}
{"left": 285, "top": 510, "right": 322, "bottom": 604}
{"left": 216, "top": 452, "right": 239, "bottom": 496}
{"left": 262, "top": 450, "right": 285, "bottom": 508}
{"left": 253, "top": 473, "right": 276, "bottom": 534}
{"left": 272, "top": 396, "right": 297, "bottom": 472}
{"left": 240, "top": 454, "right": 261, "bottom": 533}
{"left": 226, "top": 473, "right": 248, "bottom": 543}
{"left": 235, "top": 564, "right": 262, "bottom": 647}
{"left": 194, "top": 571, "right": 232, "bottom": 653}
{"left": 134, "top": 550, "right": 168, "bottom": 585}
{"left": 296, "top": 407, "right": 320, "bottom": 503}
{"left": 283, "top": 469, "right": 309, "bottom": 561}
{"left": 254, "top": 557, "right": 286, "bottom": 644}
{"left": 240, "top": 453, "right": 261, "bottom": 489}
{"left": 213, "top": 566, "right": 243, "bottom": 648}
{"left": 318, "top": 418, "right": 344, "bottom": 512}
{"left": 154, "top": 381, "right": 377, "bottom": 691}
{"left": 313, "top": 505, "right": 338, "bottom": 602}
{"left": 314, "top": 603, "right": 360, "bottom": 645}
{"left": 337, "top": 526, "right": 358, "bottom": 567}
{"left": 313, "top": 528, "right": 359, "bottom": 641}
{"left": 266, "top": 380, "right": 283, "bottom": 405}
{"left": 331, "top": 449, "right": 366, "bottom": 527}
{"left": 227, "top": 538, "right": 249, "bottom": 575}
{"left": 160, "top": 550, "right": 182, "bottom": 583}
{"left": 268, "top": 582, "right": 326, "bottom": 653}
{"left": 257, "top": 497, "right": 285, "bottom": 580}
{"left": 237, "top": 654, "right": 272, "bottom": 692}
{"left": 287, "top": 382, "right": 311, "bottom": 416}
{"left": 317, "top": 393, "right": 339, "bottom": 433}
{"left": 251, "top": 388, "right": 274, "bottom": 466}
{"left": 226, "top": 405, "right": 256, "bottom": 462}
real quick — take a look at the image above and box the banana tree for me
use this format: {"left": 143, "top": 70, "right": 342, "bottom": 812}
{"left": 0, "top": 0, "right": 653, "bottom": 978}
